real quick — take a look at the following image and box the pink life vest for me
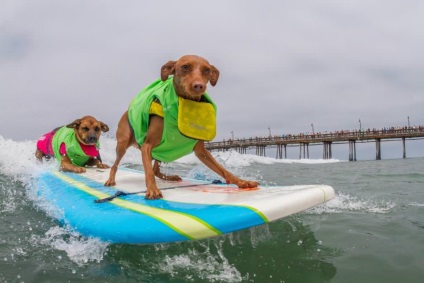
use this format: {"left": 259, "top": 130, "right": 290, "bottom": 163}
{"left": 36, "top": 129, "right": 99, "bottom": 158}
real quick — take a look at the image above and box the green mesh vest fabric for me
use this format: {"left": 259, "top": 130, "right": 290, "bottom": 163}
{"left": 51, "top": 127, "right": 98, "bottom": 166}
{"left": 127, "top": 77, "right": 216, "bottom": 163}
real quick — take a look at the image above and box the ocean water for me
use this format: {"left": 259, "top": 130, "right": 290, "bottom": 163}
{"left": 1, "top": 136, "right": 423, "bottom": 283}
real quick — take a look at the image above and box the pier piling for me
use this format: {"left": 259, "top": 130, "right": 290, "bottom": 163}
{"left": 348, "top": 140, "right": 357, "bottom": 161}
{"left": 402, "top": 137, "right": 406, "bottom": 159}
{"left": 375, "top": 138, "right": 381, "bottom": 160}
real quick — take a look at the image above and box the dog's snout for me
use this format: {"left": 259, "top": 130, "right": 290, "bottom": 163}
{"left": 87, "top": 135, "right": 98, "bottom": 144}
{"left": 193, "top": 83, "right": 205, "bottom": 93}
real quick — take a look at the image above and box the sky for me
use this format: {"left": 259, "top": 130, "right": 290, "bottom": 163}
{"left": 1, "top": 0, "right": 424, "bottom": 152}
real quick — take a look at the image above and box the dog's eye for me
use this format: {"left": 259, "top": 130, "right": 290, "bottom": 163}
{"left": 94, "top": 126, "right": 100, "bottom": 132}
{"left": 82, "top": 127, "right": 89, "bottom": 132}
{"left": 203, "top": 68, "right": 211, "bottom": 74}
{"left": 181, "top": 65, "right": 190, "bottom": 71}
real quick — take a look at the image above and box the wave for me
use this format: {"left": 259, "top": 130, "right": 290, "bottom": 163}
{"left": 0, "top": 136, "right": 47, "bottom": 179}
{"left": 176, "top": 149, "right": 341, "bottom": 167}
{"left": 0, "top": 135, "right": 341, "bottom": 178}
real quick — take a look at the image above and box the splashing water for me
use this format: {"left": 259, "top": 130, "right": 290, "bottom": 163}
{"left": 30, "top": 226, "right": 108, "bottom": 266}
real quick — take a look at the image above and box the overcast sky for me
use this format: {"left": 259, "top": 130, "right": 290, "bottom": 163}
{"left": 1, "top": 0, "right": 423, "bottom": 143}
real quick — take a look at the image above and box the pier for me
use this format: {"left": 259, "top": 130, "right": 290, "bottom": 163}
{"left": 205, "top": 126, "right": 424, "bottom": 161}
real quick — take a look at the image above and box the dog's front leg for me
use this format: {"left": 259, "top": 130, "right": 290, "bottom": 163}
{"left": 194, "top": 141, "right": 259, "bottom": 188}
{"left": 153, "top": 160, "right": 182, "bottom": 181}
{"left": 84, "top": 156, "right": 109, "bottom": 169}
{"left": 60, "top": 155, "right": 86, "bottom": 173}
{"left": 91, "top": 158, "right": 110, "bottom": 169}
{"left": 141, "top": 116, "right": 164, "bottom": 199}
{"left": 105, "top": 112, "right": 133, "bottom": 187}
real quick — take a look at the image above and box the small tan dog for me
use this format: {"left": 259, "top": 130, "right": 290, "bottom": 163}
{"left": 35, "top": 115, "right": 109, "bottom": 173}
{"left": 105, "top": 55, "right": 258, "bottom": 199}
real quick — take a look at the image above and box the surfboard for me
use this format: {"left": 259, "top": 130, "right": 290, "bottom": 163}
{"left": 35, "top": 167, "right": 335, "bottom": 244}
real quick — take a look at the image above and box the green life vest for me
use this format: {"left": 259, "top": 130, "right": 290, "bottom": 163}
{"left": 51, "top": 127, "right": 99, "bottom": 166}
{"left": 128, "top": 77, "right": 217, "bottom": 163}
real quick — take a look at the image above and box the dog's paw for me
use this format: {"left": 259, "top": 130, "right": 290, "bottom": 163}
{"left": 145, "top": 188, "right": 163, "bottom": 200}
{"left": 97, "top": 163, "right": 110, "bottom": 169}
{"left": 104, "top": 179, "right": 116, "bottom": 186}
{"left": 236, "top": 179, "right": 259, "bottom": 189}
{"left": 73, "top": 167, "right": 86, "bottom": 174}
{"left": 165, "top": 175, "right": 182, "bottom": 182}
{"left": 61, "top": 164, "right": 86, "bottom": 174}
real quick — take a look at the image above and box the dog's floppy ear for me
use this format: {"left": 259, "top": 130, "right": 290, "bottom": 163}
{"left": 161, "top": 60, "right": 176, "bottom": 81}
{"left": 66, "top": 119, "right": 82, "bottom": 129}
{"left": 210, "top": 65, "right": 220, "bottom": 86}
{"left": 100, "top": 122, "right": 109, "bottom": 132}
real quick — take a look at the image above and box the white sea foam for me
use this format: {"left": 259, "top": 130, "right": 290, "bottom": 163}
{"left": 175, "top": 148, "right": 341, "bottom": 167}
{"left": 0, "top": 136, "right": 42, "bottom": 178}
{"left": 408, "top": 202, "right": 424, "bottom": 207}
{"left": 30, "top": 226, "right": 108, "bottom": 266}
{"left": 308, "top": 192, "right": 396, "bottom": 214}
{"left": 158, "top": 241, "right": 243, "bottom": 282}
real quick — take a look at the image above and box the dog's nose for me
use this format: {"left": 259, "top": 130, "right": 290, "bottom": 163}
{"left": 87, "top": 135, "right": 97, "bottom": 144}
{"left": 193, "top": 83, "right": 205, "bottom": 92}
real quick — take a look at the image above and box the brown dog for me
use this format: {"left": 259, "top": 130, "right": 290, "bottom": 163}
{"left": 105, "top": 55, "right": 258, "bottom": 199}
{"left": 35, "top": 115, "right": 109, "bottom": 173}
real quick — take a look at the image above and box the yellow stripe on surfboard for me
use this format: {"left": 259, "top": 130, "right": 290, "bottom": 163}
{"left": 53, "top": 172, "right": 221, "bottom": 240}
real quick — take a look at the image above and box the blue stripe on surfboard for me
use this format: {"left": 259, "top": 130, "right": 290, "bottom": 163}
{"left": 54, "top": 172, "right": 222, "bottom": 240}
{"left": 54, "top": 171, "right": 267, "bottom": 235}
{"left": 37, "top": 173, "right": 189, "bottom": 243}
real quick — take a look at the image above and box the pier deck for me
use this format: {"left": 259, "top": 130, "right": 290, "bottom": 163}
{"left": 205, "top": 127, "right": 424, "bottom": 160}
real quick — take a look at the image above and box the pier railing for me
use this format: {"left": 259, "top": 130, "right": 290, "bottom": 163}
{"left": 205, "top": 126, "right": 424, "bottom": 160}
